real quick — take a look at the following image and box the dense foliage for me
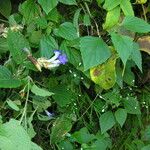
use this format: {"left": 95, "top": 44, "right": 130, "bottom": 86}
{"left": 0, "top": 0, "right": 150, "bottom": 149}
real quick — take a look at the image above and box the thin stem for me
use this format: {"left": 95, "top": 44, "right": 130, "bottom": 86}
{"left": 142, "top": 4, "right": 147, "bottom": 22}
{"left": 0, "top": 18, "right": 8, "bottom": 23}
{"left": 19, "top": 77, "right": 30, "bottom": 125}
{"left": 77, "top": 91, "right": 101, "bottom": 121}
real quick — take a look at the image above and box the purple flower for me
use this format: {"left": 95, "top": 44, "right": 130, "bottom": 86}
{"left": 47, "top": 50, "right": 68, "bottom": 68}
{"left": 58, "top": 54, "right": 68, "bottom": 65}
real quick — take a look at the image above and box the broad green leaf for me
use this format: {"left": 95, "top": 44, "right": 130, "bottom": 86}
{"left": 7, "top": 99, "right": 20, "bottom": 111}
{"left": 131, "top": 43, "right": 142, "bottom": 71}
{"left": 58, "top": 0, "right": 77, "bottom": 5}
{"left": 50, "top": 85, "right": 76, "bottom": 107}
{"left": 122, "top": 16, "right": 150, "bottom": 33}
{"left": 31, "top": 84, "right": 54, "bottom": 97}
{"left": 0, "top": 66, "right": 22, "bottom": 88}
{"left": 19, "top": 0, "right": 39, "bottom": 24}
{"left": 31, "top": 142, "right": 43, "bottom": 150}
{"left": 0, "top": 0, "right": 11, "bottom": 18}
{"left": 7, "top": 31, "right": 30, "bottom": 64}
{"left": 40, "top": 35, "right": 58, "bottom": 58}
{"left": 54, "top": 22, "right": 78, "bottom": 40}
{"left": 0, "top": 119, "right": 42, "bottom": 150}
{"left": 120, "top": 0, "right": 134, "bottom": 16}
{"left": 111, "top": 32, "right": 133, "bottom": 66}
{"left": 103, "top": 0, "right": 121, "bottom": 11}
{"left": 99, "top": 111, "right": 116, "bottom": 134}
{"left": 115, "top": 108, "right": 127, "bottom": 127}
{"left": 38, "top": 0, "right": 58, "bottom": 14}
{"left": 103, "top": 6, "right": 120, "bottom": 30}
{"left": 123, "top": 97, "right": 141, "bottom": 114}
{"left": 90, "top": 54, "right": 117, "bottom": 90}
{"left": 72, "top": 127, "right": 95, "bottom": 144}
{"left": 0, "top": 79, "right": 22, "bottom": 88}
{"left": 80, "top": 36, "right": 111, "bottom": 71}
{"left": 51, "top": 115, "right": 72, "bottom": 143}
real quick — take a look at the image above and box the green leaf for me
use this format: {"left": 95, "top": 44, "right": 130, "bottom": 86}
{"left": 54, "top": 22, "right": 78, "bottom": 40}
{"left": 51, "top": 85, "right": 76, "bottom": 107}
{"left": 38, "top": 0, "right": 58, "bottom": 14}
{"left": 31, "top": 84, "right": 54, "bottom": 97}
{"left": 72, "top": 127, "right": 95, "bottom": 144}
{"left": 19, "top": 0, "right": 40, "bottom": 24}
{"left": 7, "top": 31, "right": 30, "bottom": 64}
{"left": 123, "top": 61, "right": 135, "bottom": 86}
{"left": 83, "top": 14, "right": 91, "bottom": 26}
{"left": 58, "top": 0, "right": 77, "bottom": 5}
{"left": 40, "top": 35, "right": 58, "bottom": 58}
{"left": 60, "top": 41, "right": 82, "bottom": 68}
{"left": 0, "top": 79, "right": 22, "bottom": 88}
{"left": 99, "top": 111, "right": 116, "bottom": 134}
{"left": 131, "top": 43, "right": 142, "bottom": 71}
{"left": 7, "top": 99, "right": 20, "bottom": 111}
{"left": 0, "top": 66, "right": 22, "bottom": 88}
{"left": 80, "top": 36, "right": 111, "bottom": 71}
{"left": 59, "top": 141, "right": 73, "bottom": 150}
{"left": 120, "top": 0, "right": 134, "bottom": 16}
{"left": 0, "top": 38, "right": 9, "bottom": 55}
{"left": 122, "top": 16, "right": 150, "bottom": 33}
{"left": 115, "top": 108, "right": 127, "bottom": 127}
{"left": 90, "top": 54, "right": 117, "bottom": 90}
{"left": 141, "top": 145, "right": 150, "bottom": 150}
{"left": 0, "top": 119, "right": 42, "bottom": 150}
{"left": 103, "top": 0, "right": 120, "bottom": 11}
{"left": 73, "top": 8, "right": 81, "bottom": 37}
{"left": 51, "top": 115, "right": 72, "bottom": 143}
{"left": 103, "top": 6, "right": 120, "bottom": 30}
{"left": 123, "top": 97, "right": 141, "bottom": 114}
{"left": 0, "top": 0, "right": 11, "bottom": 18}
{"left": 92, "top": 139, "right": 109, "bottom": 150}
{"left": 111, "top": 32, "right": 133, "bottom": 66}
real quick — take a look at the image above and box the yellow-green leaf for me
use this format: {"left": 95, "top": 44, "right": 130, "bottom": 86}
{"left": 90, "top": 54, "right": 117, "bottom": 90}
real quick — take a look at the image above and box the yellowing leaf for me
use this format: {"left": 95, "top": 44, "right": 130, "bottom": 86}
{"left": 90, "top": 54, "right": 117, "bottom": 90}
{"left": 137, "top": 36, "right": 150, "bottom": 55}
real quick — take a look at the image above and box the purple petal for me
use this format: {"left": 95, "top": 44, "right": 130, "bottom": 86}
{"left": 53, "top": 50, "right": 62, "bottom": 56}
{"left": 58, "top": 54, "right": 68, "bottom": 64}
